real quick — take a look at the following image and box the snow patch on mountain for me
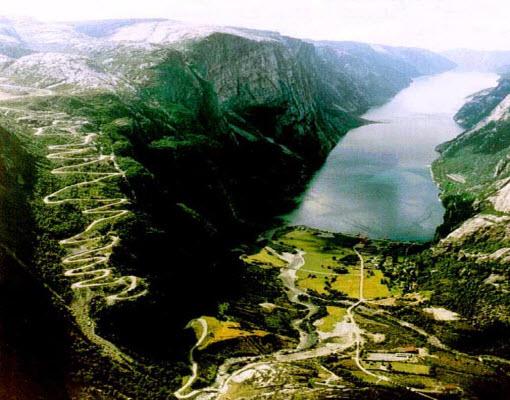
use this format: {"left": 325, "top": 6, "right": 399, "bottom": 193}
{"left": 370, "top": 44, "right": 389, "bottom": 54}
{"left": 0, "top": 20, "right": 21, "bottom": 44}
{"left": 0, "top": 54, "right": 12, "bottom": 64}
{"left": 15, "top": 22, "right": 94, "bottom": 51}
{"left": 2, "top": 52, "right": 116, "bottom": 89}
{"left": 108, "top": 20, "right": 278, "bottom": 45}
{"left": 1, "top": 17, "right": 98, "bottom": 52}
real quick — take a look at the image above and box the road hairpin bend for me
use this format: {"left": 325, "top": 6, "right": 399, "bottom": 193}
{"left": 10, "top": 108, "right": 148, "bottom": 304}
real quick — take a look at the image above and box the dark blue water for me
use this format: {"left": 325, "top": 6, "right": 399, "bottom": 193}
{"left": 286, "top": 71, "right": 498, "bottom": 241}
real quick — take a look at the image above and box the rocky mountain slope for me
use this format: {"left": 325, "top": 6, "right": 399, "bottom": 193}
{"left": 312, "top": 41, "right": 454, "bottom": 110}
{"left": 0, "top": 17, "right": 457, "bottom": 399}
{"left": 454, "top": 77, "right": 510, "bottom": 129}
{"left": 430, "top": 75, "right": 510, "bottom": 349}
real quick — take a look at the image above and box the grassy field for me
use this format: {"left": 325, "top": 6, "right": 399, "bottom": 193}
{"left": 278, "top": 229, "right": 393, "bottom": 299}
{"left": 195, "top": 316, "right": 269, "bottom": 350}
{"left": 297, "top": 267, "right": 392, "bottom": 299}
{"left": 390, "top": 362, "right": 430, "bottom": 375}
{"left": 351, "top": 371, "right": 393, "bottom": 386}
{"left": 315, "top": 306, "right": 347, "bottom": 332}
{"left": 242, "top": 247, "right": 287, "bottom": 268}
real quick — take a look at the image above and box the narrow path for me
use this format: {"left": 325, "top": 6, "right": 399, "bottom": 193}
{"left": 174, "top": 318, "right": 215, "bottom": 399}
{"left": 351, "top": 248, "right": 438, "bottom": 399}
{"left": 348, "top": 248, "right": 390, "bottom": 383}
{"left": 0, "top": 104, "right": 147, "bottom": 304}
{"left": 36, "top": 117, "right": 147, "bottom": 303}
{"left": 0, "top": 100, "right": 150, "bottom": 367}
{"left": 172, "top": 249, "right": 346, "bottom": 399}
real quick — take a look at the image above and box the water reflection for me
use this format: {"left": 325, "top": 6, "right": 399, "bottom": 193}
{"left": 286, "top": 71, "right": 499, "bottom": 241}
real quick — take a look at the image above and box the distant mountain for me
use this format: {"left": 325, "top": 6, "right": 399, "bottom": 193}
{"left": 0, "top": 18, "right": 456, "bottom": 114}
{"left": 320, "top": 41, "right": 456, "bottom": 75}
{"left": 313, "top": 41, "right": 455, "bottom": 106}
{"left": 443, "top": 48, "right": 510, "bottom": 72}
{"left": 72, "top": 18, "right": 167, "bottom": 38}
{"left": 0, "top": 17, "right": 457, "bottom": 399}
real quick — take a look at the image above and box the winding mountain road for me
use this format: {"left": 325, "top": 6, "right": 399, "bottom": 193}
{"left": 175, "top": 318, "right": 214, "bottom": 399}
{"left": 0, "top": 104, "right": 147, "bottom": 304}
{"left": 40, "top": 118, "right": 147, "bottom": 303}
{"left": 172, "top": 244, "right": 443, "bottom": 399}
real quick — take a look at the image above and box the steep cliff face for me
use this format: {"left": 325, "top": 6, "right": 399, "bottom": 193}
{"left": 428, "top": 76, "right": 510, "bottom": 343}
{"left": 0, "top": 126, "right": 34, "bottom": 253}
{"left": 454, "top": 76, "right": 510, "bottom": 129}
{"left": 0, "top": 18, "right": 458, "bottom": 398}
{"left": 100, "top": 31, "right": 455, "bottom": 310}
{"left": 312, "top": 41, "right": 456, "bottom": 110}
{"left": 434, "top": 76, "right": 510, "bottom": 206}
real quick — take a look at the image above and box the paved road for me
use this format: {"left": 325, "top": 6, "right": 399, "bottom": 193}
{"left": 0, "top": 100, "right": 147, "bottom": 304}
{"left": 348, "top": 248, "right": 390, "bottom": 383}
{"left": 174, "top": 319, "right": 212, "bottom": 399}
{"left": 34, "top": 115, "right": 146, "bottom": 303}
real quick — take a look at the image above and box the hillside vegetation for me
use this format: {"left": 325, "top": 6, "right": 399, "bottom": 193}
{"left": 428, "top": 75, "right": 510, "bottom": 354}
{"left": 0, "top": 17, "right": 459, "bottom": 399}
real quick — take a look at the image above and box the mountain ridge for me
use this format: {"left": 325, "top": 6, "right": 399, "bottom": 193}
{"left": 442, "top": 48, "right": 510, "bottom": 72}
{"left": 0, "top": 17, "right": 464, "bottom": 399}
{"left": 429, "top": 74, "right": 510, "bottom": 342}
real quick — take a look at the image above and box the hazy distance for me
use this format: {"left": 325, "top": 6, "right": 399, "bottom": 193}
{"left": 1, "top": 0, "right": 510, "bottom": 51}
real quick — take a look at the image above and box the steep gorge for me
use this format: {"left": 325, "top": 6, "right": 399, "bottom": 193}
{"left": 0, "top": 18, "right": 458, "bottom": 398}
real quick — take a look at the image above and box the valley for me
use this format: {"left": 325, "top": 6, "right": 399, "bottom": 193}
{"left": 173, "top": 227, "right": 509, "bottom": 399}
{"left": 286, "top": 71, "right": 499, "bottom": 241}
{"left": 0, "top": 16, "right": 509, "bottom": 400}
